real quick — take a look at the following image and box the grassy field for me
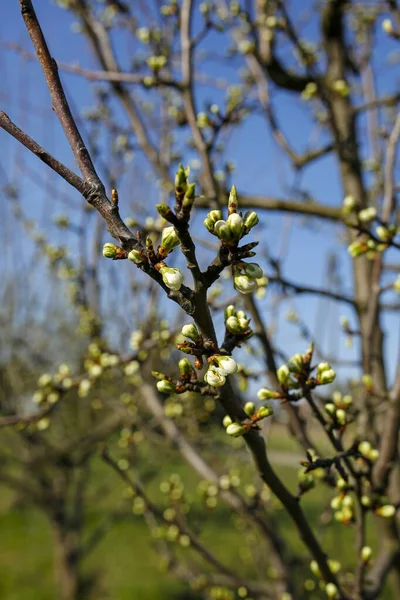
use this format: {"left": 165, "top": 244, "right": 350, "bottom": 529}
{"left": 0, "top": 424, "right": 392, "bottom": 599}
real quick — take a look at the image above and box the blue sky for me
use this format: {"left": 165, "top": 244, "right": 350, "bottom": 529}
{"left": 1, "top": 1, "right": 399, "bottom": 385}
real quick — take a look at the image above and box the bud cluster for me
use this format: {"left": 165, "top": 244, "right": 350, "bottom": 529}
{"left": 224, "top": 305, "right": 253, "bottom": 338}
{"left": 205, "top": 354, "right": 238, "bottom": 388}
{"left": 223, "top": 402, "right": 273, "bottom": 438}
{"left": 233, "top": 263, "right": 264, "bottom": 295}
{"left": 203, "top": 186, "right": 259, "bottom": 244}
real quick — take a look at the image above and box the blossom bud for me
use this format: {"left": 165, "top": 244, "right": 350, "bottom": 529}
{"left": 243, "top": 263, "right": 263, "bottom": 279}
{"left": 310, "top": 560, "right": 320, "bottom": 576}
{"left": 288, "top": 353, "right": 304, "bottom": 373}
{"left": 227, "top": 213, "right": 244, "bottom": 239}
{"left": 157, "top": 380, "right": 176, "bottom": 394}
{"left": 342, "top": 195, "right": 357, "bottom": 214}
{"left": 361, "top": 546, "right": 372, "bottom": 562}
{"left": 244, "top": 402, "right": 256, "bottom": 416}
{"left": 325, "top": 403, "right": 336, "bottom": 416}
{"left": 181, "top": 323, "right": 200, "bottom": 341}
{"left": 212, "top": 355, "right": 238, "bottom": 375}
{"left": 382, "top": 19, "right": 393, "bottom": 34}
{"left": 214, "top": 220, "right": 232, "bottom": 242}
{"left": 128, "top": 249, "right": 145, "bottom": 264}
{"left": 376, "top": 505, "right": 396, "bottom": 518}
{"left": 317, "top": 362, "right": 331, "bottom": 376}
{"left": 102, "top": 243, "right": 119, "bottom": 259}
{"left": 228, "top": 184, "right": 238, "bottom": 213}
{"left": 257, "top": 405, "right": 273, "bottom": 419}
{"left": 325, "top": 583, "right": 338, "bottom": 599}
{"left": 336, "top": 408, "right": 346, "bottom": 425}
{"left": 358, "top": 207, "right": 377, "bottom": 223}
{"left": 225, "top": 305, "right": 236, "bottom": 319}
{"left": 319, "top": 369, "right": 337, "bottom": 385}
{"left": 161, "top": 226, "right": 180, "bottom": 252}
{"left": 209, "top": 210, "right": 223, "bottom": 223}
{"left": 277, "top": 365, "right": 290, "bottom": 385}
{"left": 238, "top": 318, "right": 250, "bottom": 330}
{"left": 226, "top": 422, "right": 247, "bottom": 437}
{"left": 243, "top": 211, "right": 259, "bottom": 230}
{"left": 179, "top": 358, "right": 193, "bottom": 377}
{"left": 234, "top": 274, "right": 257, "bottom": 294}
{"left": 204, "top": 368, "right": 226, "bottom": 387}
{"left": 348, "top": 241, "right": 367, "bottom": 257}
{"left": 257, "top": 388, "right": 279, "bottom": 400}
{"left": 226, "top": 315, "right": 241, "bottom": 333}
{"left": 38, "top": 374, "right": 52, "bottom": 387}
{"left": 204, "top": 217, "right": 215, "bottom": 233}
{"left": 160, "top": 267, "right": 183, "bottom": 291}
{"left": 358, "top": 441, "right": 372, "bottom": 457}
{"left": 222, "top": 415, "right": 233, "bottom": 428}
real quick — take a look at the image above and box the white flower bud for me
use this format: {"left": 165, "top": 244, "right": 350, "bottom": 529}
{"left": 244, "top": 402, "right": 256, "bottom": 416}
{"left": 181, "top": 323, "right": 200, "bottom": 341}
{"left": 358, "top": 207, "right": 377, "bottom": 223}
{"left": 227, "top": 213, "right": 244, "bottom": 238}
{"left": 376, "top": 505, "right": 396, "bottom": 518}
{"left": 277, "top": 365, "right": 290, "bottom": 385}
{"left": 226, "top": 422, "right": 247, "bottom": 437}
{"left": 214, "top": 220, "right": 232, "bottom": 242}
{"left": 213, "top": 355, "right": 238, "bottom": 375}
{"left": 161, "top": 226, "right": 180, "bottom": 252}
{"left": 160, "top": 267, "right": 183, "bottom": 291}
{"left": 157, "top": 380, "right": 176, "bottom": 393}
{"left": 234, "top": 274, "right": 257, "bottom": 294}
{"left": 243, "top": 211, "right": 259, "bottom": 229}
{"left": 204, "top": 368, "right": 226, "bottom": 387}
{"left": 257, "top": 388, "right": 278, "bottom": 400}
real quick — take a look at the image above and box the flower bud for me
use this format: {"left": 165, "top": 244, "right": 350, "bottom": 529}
{"left": 336, "top": 408, "right": 346, "bottom": 425}
{"left": 234, "top": 274, "right": 257, "bottom": 294}
{"left": 214, "top": 220, "right": 232, "bottom": 242}
{"left": 325, "top": 583, "right": 338, "bottom": 599}
{"left": 209, "top": 210, "right": 223, "bottom": 223}
{"left": 257, "top": 405, "right": 273, "bottom": 419}
{"left": 128, "top": 249, "right": 145, "bottom": 264}
{"left": 179, "top": 358, "right": 193, "bottom": 377}
{"left": 243, "top": 210, "right": 259, "bottom": 230}
{"left": 382, "top": 19, "right": 393, "bottom": 34}
{"left": 228, "top": 184, "right": 238, "bottom": 213}
{"left": 376, "top": 226, "right": 390, "bottom": 241}
{"left": 161, "top": 226, "right": 180, "bottom": 252}
{"left": 376, "top": 505, "right": 396, "bottom": 518}
{"left": 348, "top": 241, "right": 367, "bottom": 257}
{"left": 361, "top": 546, "right": 372, "bottom": 562}
{"left": 342, "top": 195, "right": 357, "bottom": 214}
{"left": 225, "top": 305, "right": 236, "bottom": 320}
{"left": 204, "top": 217, "right": 215, "bottom": 233}
{"left": 317, "top": 362, "right": 331, "bottom": 376}
{"left": 310, "top": 560, "right": 320, "bottom": 576}
{"left": 325, "top": 403, "right": 336, "bottom": 416}
{"left": 212, "top": 355, "right": 238, "bottom": 375}
{"left": 204, "top": 368, "right": 226, "bottom": 387}
{"left": 257, "top": 388, "right": 279, "bottom": 400}
{"left": 222, "top": 415, "right": 233, "bottom": 428}
{"left": 244, "top": 401, "right": 256, "bottom": 416}
{"left": 243, "top": 263, "right": 263, "bottom": 279}
{"left": 227, "top": 213, "right": 244, "bottom": 239}
{"left": 226, "top": 315, "right": 241, "bottom": 333}
{"left": 38, "top": 374, "right": 52, "bottom": 387}
{"left": 319, "top": 369, "right": 337, "bottom": 385}
{"left": 103, "top": 243, "right": 119, "bottom": 259}
{"left": 160, "top": 267, "right": 184, "bottom": 291}
{"left": 157, "top": 380, "right": 176, "bottom": 393}
{"left": 358, "top": 441, "right": 372, "bottom": 457}
{"left": 181, "top": 323, "right": 200, "bottom": 341}
{"left": 238, "top": 318, "right": 250, "bottom": 330}
{"left": 358, "top": 207, "right": 377, "bottom": 223}
{"left": 226, "top": 422, "right": 247, "bottom": 437}
{"left": 277, "top": 365, "right": 290, "bottom": 385}
{"left": 288, "top": 353, "right": 304, "bottom": 373}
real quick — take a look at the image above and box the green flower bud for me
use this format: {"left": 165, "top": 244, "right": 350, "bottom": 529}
{"left": 103, "top": 243, "right": 119, "bottom": 259}
{"left": 317, "top": 362, "right": 331, "bottom": 376}
{"left": 156, "top": 203, "right": 170, "bottom": 218}
{"left": 238, "top": 318, "right": 250, "bottom": 330}
{"left": 227, "top": 213, "right": 244, "bottom": 239}
{"left": 234, "top": 274, "right": 257, "bottom": 294}
{"left": 157, "top": 380, "right": 176, "bottom": 393}
{"left": 376, "top": 505, "right": 396, "bottom": 518}
{"left": 342, "top": 194, "right": 357, "bottom": 214}
{"left": 277, "top": 365, "right": 290, "bottom": 385}
{"left": 336, "top": 408, "right": 346, "bottom": 425}
{"left": 179, "top": 358, "right": 193, "bottom": 377}
{"left": 257, "top": 388, "right": 279, "bottom": 400}
{"left": 209, "top": 210, "right": 223, "bottom": 223}
{"left": 257, "top": 405, "right": 273, "bottom": 419}
{"left": 226, "top": 422, "right": 247, "bottom": 437}
{"left": 288, "top": 353, "right": 304, "bottom": 373}
{"left": 214, "top": 220, "right": 232, "bottom": 242}
{"left": 226, "top": 315, "right": 241, "bottom": 333}
{"left": 175, "top": 164, "right": 188, "bottom": 191}
{"left": 348, "top": 241, "right": 367, "bottom": 257}
{"left": 358, "top": 207, "right": 377, "bottom": 223}
{"left": 361, "top": 546, "right": 372, "bottom": 562}
{"left": 225, "top": 305, "right": 236, "bottom": 319}
{"left": 204, "top": 368, "right": 226, "bottom": 387}
{"left": 181, "top": 323, "right": 200, "bottom": 341}
{"left": 244, "top": 401, "right": 256, "bottom": 416}
{"left": 160, "top": 266, "right": 183, "bottom": 291}
{"left": 328, "top": 560, "right": 341, "bottom": 574}
{"left": 310, "top": 560, "right": 320, "bottom": 576}
{"left": 361, "top": 495, "right": 371, "bottom": 507}
{"left": 228, "top": 184, "right": 238, "bottom": 213}
{"left": 319, "top": 369, "right": 337, "bottom": 385}
{"left": 222, "top": 415, "right": 233, "bottom": 428}
{"left": 161, "top": 226, "right": 180, "bottom": 252}
{"left": 128, "top": 249, "right": 145, "bottom": 264}
{"left": 243, "top": 263, "right": 263, "bottom": 279}
{"left": 382, "top": 18, "right": 393, "bottom": 34}
{"left": 376, "top": 226, "right": 390, "bottom": 241}
{"left": 358, "top": 441, "right": 372, "bottom": 457}
{"left": 325, "top": 403, "right": 336, "bottom": 415}
{"left": 325, "top": 582, "right": 338, "bottom": 599}
{"left": 243, "top": 210, "right": 259, "bottom": 230}
{"left": 204, "top": 217, "right": 215, "bottom": 233}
